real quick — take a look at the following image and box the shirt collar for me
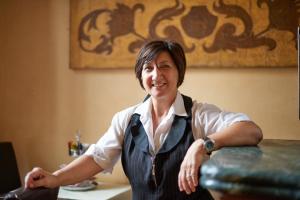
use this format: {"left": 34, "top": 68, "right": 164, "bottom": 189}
{"left": 134, "top": 91, "right": 188, "bottom": 117}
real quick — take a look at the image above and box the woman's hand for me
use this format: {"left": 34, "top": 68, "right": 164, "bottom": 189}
{"left": 178, "top": 139, "right": 207, "bottom": 195}
{"left": 25, "top": 167, "right": 59, "bottom": 189}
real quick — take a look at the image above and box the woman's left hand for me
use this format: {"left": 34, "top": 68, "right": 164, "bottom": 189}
{"left": 178, "top": 139, "right": 207, "bottom": 195}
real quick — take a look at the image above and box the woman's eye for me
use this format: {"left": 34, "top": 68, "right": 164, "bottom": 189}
{"left": 158, "top": 64, "right": 170, "bottom": 69}
{"left": 144, "top": 66, "right": 153, "bottom": 72}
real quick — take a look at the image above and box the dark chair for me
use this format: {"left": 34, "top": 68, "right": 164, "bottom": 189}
{"left": 4, "top": 187, "right": 59, "bottom": 200}
{"left": 0, "top": 142, "right": 21, "bottom": 197}
{"left": 0, "top": 142, "right": 59, "bottom": 200}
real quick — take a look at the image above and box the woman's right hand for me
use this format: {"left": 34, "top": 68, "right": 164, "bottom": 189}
{"left": 25, "top": 167, "right": 59, "bottom": 189}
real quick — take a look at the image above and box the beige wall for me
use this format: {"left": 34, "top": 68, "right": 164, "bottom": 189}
{"left": 0, "top": 0, "right": 299, "bottom": 185}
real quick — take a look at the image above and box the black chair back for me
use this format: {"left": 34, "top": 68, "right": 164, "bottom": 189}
{"left": 0, "top": 142, "right": 21, "bottom": 194}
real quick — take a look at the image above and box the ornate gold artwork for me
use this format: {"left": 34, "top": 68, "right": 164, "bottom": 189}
{"left": 70, "top": 0, "right": 299, "bottom": 69}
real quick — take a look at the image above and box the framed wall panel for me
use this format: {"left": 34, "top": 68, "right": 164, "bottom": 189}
{"left": 70, "top": 0, "right": 299, "bottom": 69}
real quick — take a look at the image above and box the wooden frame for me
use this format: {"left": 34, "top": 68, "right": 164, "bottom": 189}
{"left": 298, "top": 27, "right": 300, "bottom": 120}
{"left": 70, "top": 0, "right": 298, "bottom": 69}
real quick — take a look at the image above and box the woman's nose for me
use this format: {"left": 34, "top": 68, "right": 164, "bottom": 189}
{"left": 152, "top": 66, "right": 161, "bottom": 79}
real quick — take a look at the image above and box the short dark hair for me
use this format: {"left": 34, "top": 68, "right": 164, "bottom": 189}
{"left": 135, "top": 40, "right": 186, "bottom": 89}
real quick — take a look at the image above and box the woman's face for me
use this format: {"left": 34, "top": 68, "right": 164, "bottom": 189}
{"left": 141, "top": 51, "right": 179, "bottom": 101}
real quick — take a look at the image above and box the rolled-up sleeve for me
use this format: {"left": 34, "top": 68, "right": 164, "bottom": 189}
{"left": 192, "top": 102, "right": 251, "bottom": 138}
{"left": 84, "top": 107, "right": 135, "bottom": 173}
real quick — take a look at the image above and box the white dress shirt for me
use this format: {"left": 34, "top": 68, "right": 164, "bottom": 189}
{"left": 85, "top": 91, "right": 250, "bottom": 173}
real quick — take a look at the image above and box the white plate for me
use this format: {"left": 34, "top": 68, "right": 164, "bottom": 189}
{"left": 62, "top": 183, "right": 97, "bottom": 191}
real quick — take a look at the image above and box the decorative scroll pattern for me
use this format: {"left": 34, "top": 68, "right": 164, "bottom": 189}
{"left": 70, "top": 0, "right": 300, "bottom": 69}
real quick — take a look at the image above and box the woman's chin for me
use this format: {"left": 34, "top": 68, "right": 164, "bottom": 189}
{"left": 150, "top": 90, "right": 175, "bottom": 101}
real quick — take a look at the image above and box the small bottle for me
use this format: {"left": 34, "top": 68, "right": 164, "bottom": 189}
{"left": 68, "top": 141, "right": 72, "bottom": 156}
{"left": 75, "top": 130, "right": 83, "bottom": 155}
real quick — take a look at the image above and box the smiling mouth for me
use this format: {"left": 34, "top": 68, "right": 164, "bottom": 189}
{"left": 152, "top": 82, "right": 166, "bottom": 87}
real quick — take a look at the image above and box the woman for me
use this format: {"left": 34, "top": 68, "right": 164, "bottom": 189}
{"left": 25, "top": 40, "right": 263, "bottom": 200}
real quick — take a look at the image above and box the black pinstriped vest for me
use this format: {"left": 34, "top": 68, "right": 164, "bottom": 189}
{"left": 121, "top": 95, "right": 214, "bottom": 200}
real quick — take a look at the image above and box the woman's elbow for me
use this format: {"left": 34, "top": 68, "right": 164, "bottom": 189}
{"left": 250, "top": 122, "right": 263, "bottom": 144}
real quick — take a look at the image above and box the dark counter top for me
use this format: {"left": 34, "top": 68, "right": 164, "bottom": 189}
{"left": 200, "top": 139, "right": 300, "bottom": 200}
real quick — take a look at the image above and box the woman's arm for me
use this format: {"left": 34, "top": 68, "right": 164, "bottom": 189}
{"left": 208, "top": 121, "right": 263, "bottom": 150}
{"left": 25, "top": 155, "right": 103, "bottom": 189}
{"left": 178, "top": 121, "right": 263, "bottom": 194}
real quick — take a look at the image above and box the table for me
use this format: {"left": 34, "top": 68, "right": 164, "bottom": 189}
{"left": 200, "top": 139, "right": 300, "bottom": 200}
{"left": 58, "top": 181, "right": 131, "bottom": 200}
